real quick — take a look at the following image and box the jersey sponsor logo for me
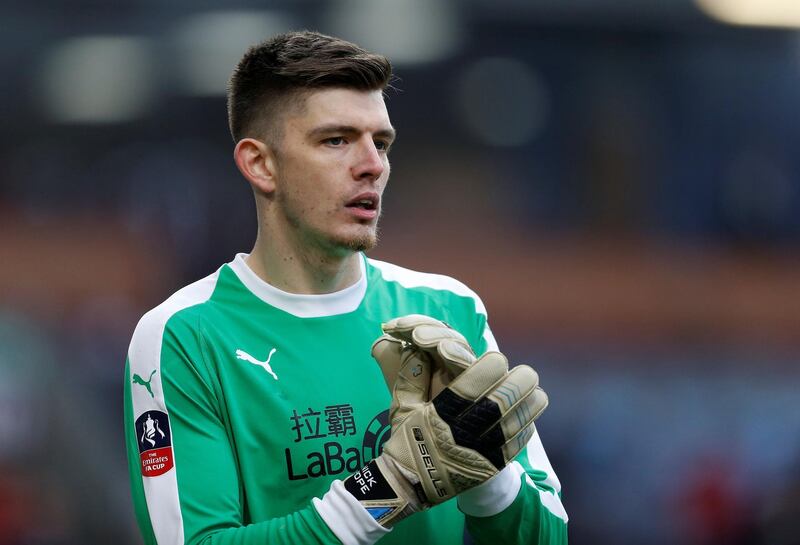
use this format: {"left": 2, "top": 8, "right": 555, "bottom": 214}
{"left": 361, "top": 409, "right": 390, "bottom": 462}
{"left": 283, "top": 407, "right": 391, "bottom": 481}
{"left": 135, "top": 411, "right": 174, "bottom": 477}
{"left": 285, "top": 403, "right": 359, "bottom": 480}
{"left": 132, "top": 369, "right": 157, "bottom": 398}
{"left": 235, "top": 348, "right": 278, "bottom": 380}
{"left": 285, "top": 441, "right": 363, "bottom": 480}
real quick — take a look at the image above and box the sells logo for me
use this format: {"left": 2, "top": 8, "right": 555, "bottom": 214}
{"left": 412, "top": 426, "right": 446, "bottom": 498}
{"left": 135, "top": 411, "right": 174, "bottom": 477}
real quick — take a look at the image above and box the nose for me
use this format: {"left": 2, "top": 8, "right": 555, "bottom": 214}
{"left": 351, "top": 138, "right": 385, "bottom": 182}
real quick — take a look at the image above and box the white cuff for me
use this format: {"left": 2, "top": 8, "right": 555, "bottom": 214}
{"left": 313, "top": 479, "right": 391, "bottom": 545}
{"left": 457, "top": 462, "right": 524, "bottom": 517}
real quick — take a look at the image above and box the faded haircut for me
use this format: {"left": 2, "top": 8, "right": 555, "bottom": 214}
{"left": 227, "top": 30, "right": 393, "bottom": 145}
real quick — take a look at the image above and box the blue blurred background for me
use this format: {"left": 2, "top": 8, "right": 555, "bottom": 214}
{"left": 1, "top": 1, "right": 799, "bottom": 544}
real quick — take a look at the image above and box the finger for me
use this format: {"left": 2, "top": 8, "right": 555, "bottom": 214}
{"left": 374, "top": 330, "right": 475, "bottom": 405}
{"left": 411, "top": 324, "right": 471, "bottom": 352}
{"left": 418, "top": 329, "right": 475, "bottom": 370}
{"left": 408, "top": 327, "right": 476, "bottom": 390}
{"left": 447, "top": 351, "right": 508, "bottom": 402}
{"left": 463, "top": 366, "right": 538, "bottom": 448}
{"left": 382, "top": 315, "right": 445, "bottom": 341}
{"left": 383, "top": 316, "right": 470, "bottom": 355}
{"left": 529, "top": 386, "right": 548, "bottom": 421}
{"left": 436, "top": 338, "right": 475, "bottom": 375}
{"left": 428, "top": 339, "right": 476, "bottom": 398}
{"left": 489, "top": 386, "right": 548, "bottom": 446}
{"left": 486, "top": 365, "right": 540, "bottom": 416}
{"left": 385, "top": 316, "right": 476, "bottom": 386}
{"left": 502, "top": 423, "right": 535, "bottom": 463}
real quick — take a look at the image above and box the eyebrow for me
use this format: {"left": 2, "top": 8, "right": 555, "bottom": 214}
{"left": 308, "top": 124, "right": 397, "bottom": 142}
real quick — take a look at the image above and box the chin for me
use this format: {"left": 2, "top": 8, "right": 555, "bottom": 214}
{"left": 330, "top": 228, "right": 379, "bottom": 253}
{"left": 343, "top": 235, "right": 378, "bottom": 253}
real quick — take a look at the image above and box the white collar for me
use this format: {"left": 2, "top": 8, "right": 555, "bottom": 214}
{"left": 228, "top": 253, "right": 367, "bottom": 318}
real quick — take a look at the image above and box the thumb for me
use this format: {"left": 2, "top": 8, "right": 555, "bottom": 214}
{"left": 390, "top": 345, "right": 432, "bottom": 426}
{"left": 371, "top": 334, "right": 404, "bottom": 390}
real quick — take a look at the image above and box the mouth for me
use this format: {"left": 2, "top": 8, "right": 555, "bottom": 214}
{"left": 345, "top": 193, "right": 379, "bottom": 212}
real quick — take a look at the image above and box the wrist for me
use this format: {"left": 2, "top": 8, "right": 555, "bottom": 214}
{"left": 457, "top": 462, "right": 523, "bottom": 517}
{"left": 341, "top": 458, "right": 422, "bottom": 528}
{"left": 313, "top": 479, "right": 390, "bottom": 545}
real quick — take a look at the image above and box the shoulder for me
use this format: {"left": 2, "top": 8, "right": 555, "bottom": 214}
{"left": 128, "top": 268, "right": 222, "bottom": 359}
{"left": 366, "top": 257, "right": 487, "bottom": 315}
{"left": 366, "top": 257, "right": 498, "bottom": 352}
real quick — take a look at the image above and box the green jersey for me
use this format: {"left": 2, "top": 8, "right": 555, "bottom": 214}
{"left": 124, "top": 253, "right": 568, "bottom": 544}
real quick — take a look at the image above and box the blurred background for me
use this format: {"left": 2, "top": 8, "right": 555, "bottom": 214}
{"left": 1, "top": 0, "right": 799, "bottom": 544}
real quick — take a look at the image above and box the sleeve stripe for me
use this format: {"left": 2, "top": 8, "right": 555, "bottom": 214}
{"left": 127, "top": 270, "right": 220, "bottom": 545}
{"left": 524, "top": 473, "right": 569, "bottom": 522}
{"left": 522, "top": 430, "right": 568, "bottom": 522}
{"left": 525, "top": 429, "right": 561, "bottom": 493}
{"left": 483, "top": 324, "right": 499, "bottom": 352}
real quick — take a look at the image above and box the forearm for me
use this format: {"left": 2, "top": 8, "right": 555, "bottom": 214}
{"left": 183, "top": 502, "right": 343, "bottom": 545}
{"left": 460, "top": 426, "right": 569, "bottom": 545}
{"left": 463, "top": 464, "right": 568, "bottom": 545}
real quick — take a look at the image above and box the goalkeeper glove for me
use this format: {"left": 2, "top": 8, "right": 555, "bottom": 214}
{"left": 344, "top": 345, "right": 548, "bottom": 527}
{"left": 371, "top": 314, "right": 476, "bottom": 404}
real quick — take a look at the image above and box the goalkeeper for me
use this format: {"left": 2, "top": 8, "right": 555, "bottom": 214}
{"left": 124, "top": 30, "right": 568, "bottom": 545}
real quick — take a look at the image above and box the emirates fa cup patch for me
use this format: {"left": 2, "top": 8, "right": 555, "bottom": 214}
{"left": 135, "top": 411, "right": 174, "bottom": 477}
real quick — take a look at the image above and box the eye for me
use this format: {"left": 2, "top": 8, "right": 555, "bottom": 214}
{"left": 325, "top": 136, "right": 346, "bottom": 146}
{"left": 374, "top": 140, "right": 391, "bottom": 152}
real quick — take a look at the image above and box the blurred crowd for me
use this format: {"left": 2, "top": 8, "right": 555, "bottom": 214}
{"left": 1, "top": 2, "right": 799, "bottom": 544}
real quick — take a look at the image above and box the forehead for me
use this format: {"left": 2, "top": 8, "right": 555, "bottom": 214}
{"left": 286, "top": 88, "right": 391, "bottom": 134}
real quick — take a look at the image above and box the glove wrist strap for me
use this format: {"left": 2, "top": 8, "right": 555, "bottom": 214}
{"left": 343, "top": 458, "right": 423, "bottom": 527}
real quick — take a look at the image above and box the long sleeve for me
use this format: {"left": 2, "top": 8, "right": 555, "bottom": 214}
{"left": 459, "top": 430, "right": 568, "bottom": 544}
{"left": 123, "top": 310, "right": 356, "bottom": 545}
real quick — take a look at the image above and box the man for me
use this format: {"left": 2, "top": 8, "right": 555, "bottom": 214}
{"left": 124, "top": 31, "right": 568, "bottom": 545}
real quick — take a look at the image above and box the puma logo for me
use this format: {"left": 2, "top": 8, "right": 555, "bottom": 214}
{"left": 235, "top": 348, "right": 278, "bottom": 380}
{"left": 132, "top": 369, "right": 157, "bottom": 398}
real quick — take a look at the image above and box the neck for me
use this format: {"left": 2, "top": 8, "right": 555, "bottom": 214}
{"left": 245, "top": 231, "right": 362, "bottom": 295}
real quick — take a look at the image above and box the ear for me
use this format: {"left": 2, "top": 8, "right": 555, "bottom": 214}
{"left": 233, "top": 138, "right": 278, "bottom": 195}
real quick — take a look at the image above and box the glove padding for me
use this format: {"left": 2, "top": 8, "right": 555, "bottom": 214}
{"left": 344, "top": 345, "right": 549, "bottom": 527}
{"left": 372, "top": 315, "right": 476, "bottom": 406}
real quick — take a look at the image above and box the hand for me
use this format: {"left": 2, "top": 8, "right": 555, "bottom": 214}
{"left": 345, "top": 343, "right": 548, "bottom": 527}
{"left": 371, "top": 315, "right": 477, "bottom": 408}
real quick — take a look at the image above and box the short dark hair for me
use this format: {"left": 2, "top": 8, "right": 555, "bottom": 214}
{"left": 227, "top": 30, "right": 393, "bottom": 144}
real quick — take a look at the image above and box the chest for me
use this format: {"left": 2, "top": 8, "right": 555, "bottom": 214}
{"left": 202, "top": 313, "right": 392, "bottom": 491}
